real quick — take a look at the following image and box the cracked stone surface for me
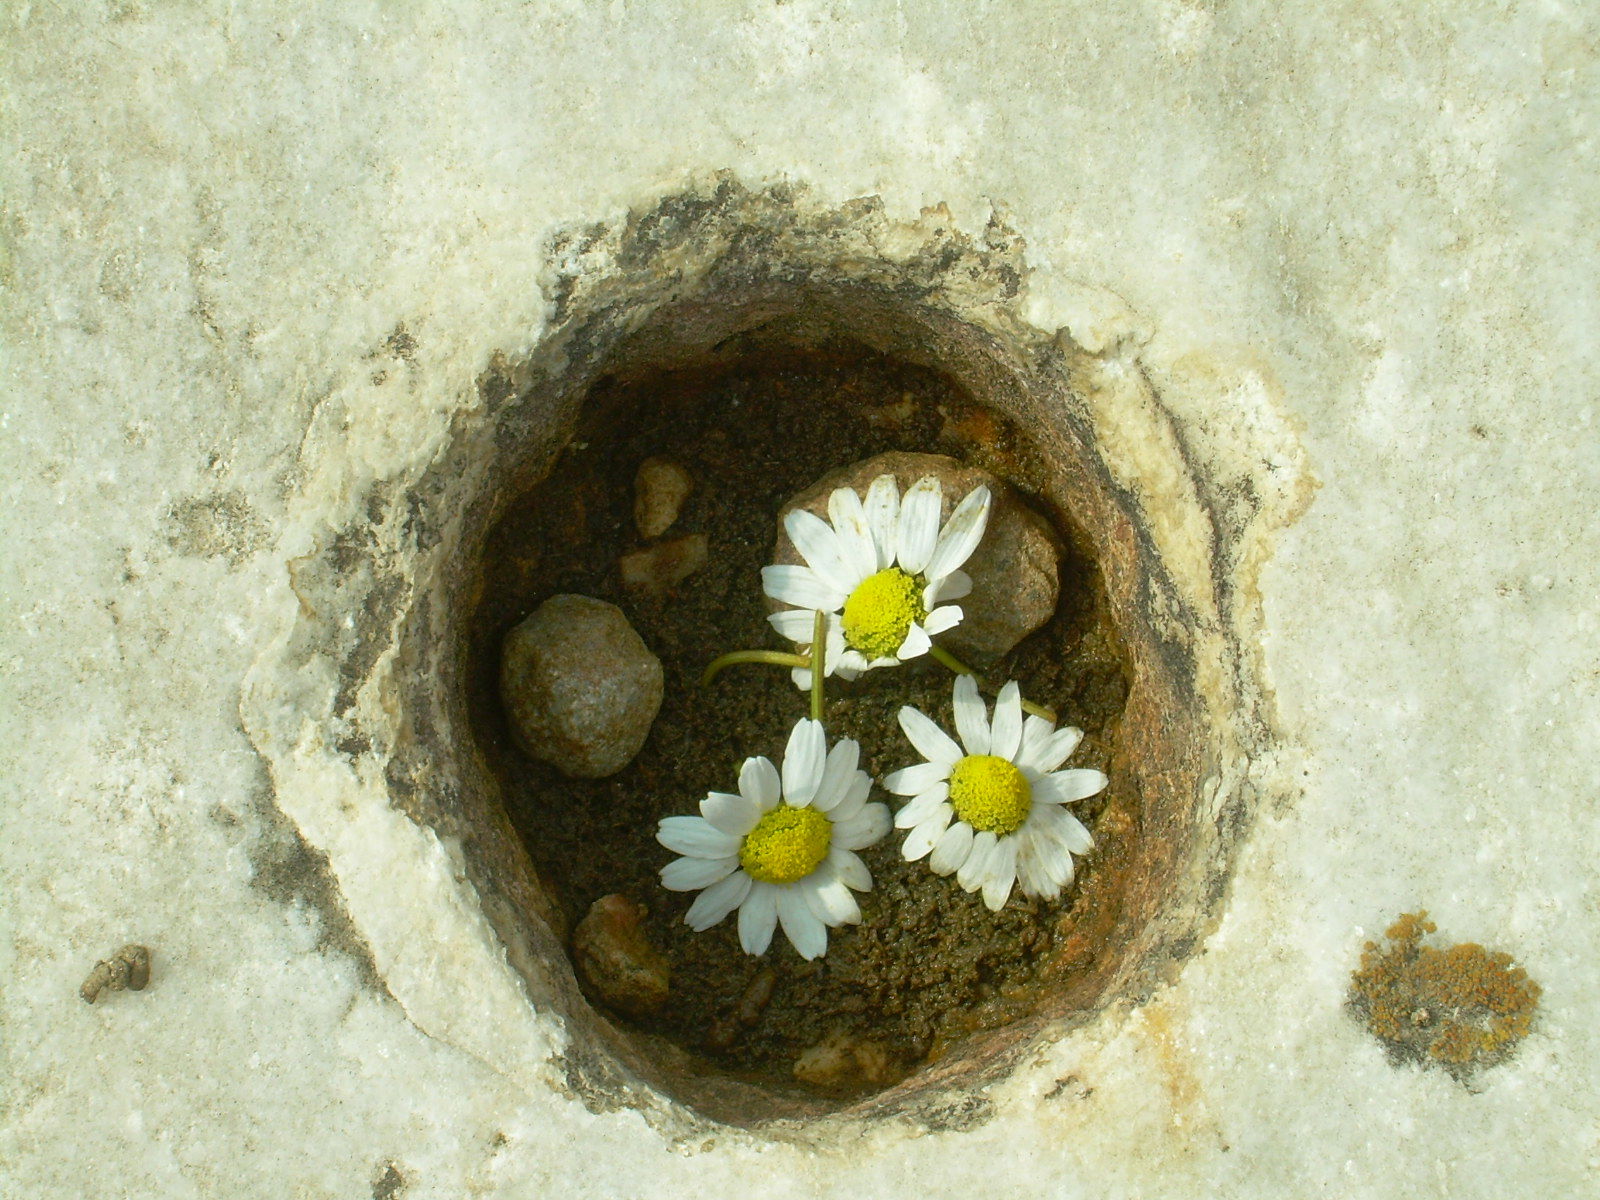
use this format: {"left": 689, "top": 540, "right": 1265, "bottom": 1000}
{"left": 3, "top": 4, "right": 1597, "bottom": 1198}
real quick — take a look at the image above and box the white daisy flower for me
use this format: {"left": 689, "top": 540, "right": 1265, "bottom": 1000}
{"left": 762, "top": 473, "right": 992, "bottom": 690}
{"left": 657, "top": 718, "right": 891, "bottom": 960}
{"left": 884, "top": 675, "right": 1108, "bottom": 912}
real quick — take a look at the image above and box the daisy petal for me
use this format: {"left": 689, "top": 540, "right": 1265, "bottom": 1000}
{"left": 828, "top": 771, "right": 872, "bottom": 823}
{"left": 895, "top": 476, "right": 943, "bottom": 574}
{"left": 785, "top": 508, "right": 859, "bottom": 594}
{"left": 833, "top": 802, "right": 891, "bottom": 851}
{"left": 827, "top": 628, "right": 854, "bottom": 671}
{"left": 701, "top": 790, "right": 761, "bottom": 836}
{"left": 1018, "top": 714, "right": 1054, "bottom": 760}
{"left": 1034, "top": 768, "right": 1109, "bottom": 806}
{"left": 1014, "top": 839, "right": 1050, "bottom": 899}
{"left": 882, "top": 760, "right": 950, "bottom": 797}
{"left": 811, "top": 739, "right": 862, "bottom": 812}
{"left": 864, "top": 474, "right": 901, "bottom": 570}
{"left": 838, "top": 649, "right": 872, "bottom": 675}
{"left": 685, "top": 871, "right": 752, "bottom": 930}
{"left": 982, "top": 838, "right": 1018, "bottom": 911}
{"left": 893, "top": 783, "right": 950, "bottom": 829}
{"left": 738, "top": 882, "right": 780, "bottom": 955}
{"left": 828, "top": 847, "right": 873, "bottom": 892}
{"left": 761, "top": 565, "right": 846, "bottom": 612}
{"left": 661, "top": 855, "right": 739, "bottom": 892}
{"left": 990, "top": 681, "right": 1024, "bottom": 762}
{"left": 777, "top": 886, "right": 829, "bottom": 960}
{"left": 1018, "top": 724, "right": 1086, "bottom": 775}
{"left": 953, "top": 673, "right": 990, "bottom": 756}
{"left": 1020, "top": 833, "right": 1075, "bottom": 896}
{"left": 958, "top": 830, "right": 998, "bottom": 892}
{"left": 782, "top": 718, "right": 826, "bottom": 806}
{"left": 1040, "top": 837, "right": 1078, "bottom": 886}
{"left": 1033, "top": 804, "right": 1094, "bottom": 855}
{"left": 897, "top": 623, "right": 932, "bottom": 660}
{"left": 1054, "top": 810, "right": 1095, "bottom": 855}
{"left": 657, "top": 816, "right": 741, "bottom": 859}
{"left": 929, "top": 820, "right": 975, "bottom": 876}
{"left": 923, "top": 605, "right": 963, "bottom": 636}
{"left": 827, "top": 486, "right": 880, "bottom": 582}
{"left": 929, "top": 569, "right": 972, "bottom": 604}
{"left": 739, "top": 756, "right": 781, "bottom": 811}
{"left": 901, "top": 803, "right": 954, "bottom": 860}
{"left": 898, "top": 705, "right": 963, "bottom": 766}
{"left": 923, "top": 485, "right": 991, "bottom": 581}
{"left": 768, "top": 608, "right": 821, "bottom": 643}
{"left": 803, "top": 873, "right": 862, "bottom": 926}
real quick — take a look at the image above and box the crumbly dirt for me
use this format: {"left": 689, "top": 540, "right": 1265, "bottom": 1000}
{"left": 467, "top": 331, "right": 1130, "bottom": 1099}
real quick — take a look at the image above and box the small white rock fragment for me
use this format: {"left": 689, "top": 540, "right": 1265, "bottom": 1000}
{"left": 633, "top": 456, "right": 695, "bottom": 539}
{"left": 619, "top": 533, "right": 708, "bottom": 600}
{"left": 499, "top": 595, "right": 663, "bottom": 778}
{"left": 792, "top": 1030, "right": 898, "bottom": 1088}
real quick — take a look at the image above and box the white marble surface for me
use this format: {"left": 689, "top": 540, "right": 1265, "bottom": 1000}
{"left": 4, "top": 2, "right": 1597, "bottom": 1196}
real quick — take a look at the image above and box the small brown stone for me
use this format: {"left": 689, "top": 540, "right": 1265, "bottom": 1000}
{"left": 773, "top": 451, "right": 1062, "bottom": 665}
{"left": 500, "top": 595, "right": 663, "bottom": 778}
{"left": 619, "top": 533, "right": 708, "bottom": 600}
{"left": 571, "top": 895, "right": 671, "bottom": 1020}
{"left": 736, "top": 968, "right": 777, "bottom": 1027}
{"left": 80, "top": 944, "right": 151, "bottom": 1003}
{"left": 633, "top": 456, "right": 695, "bottom": 539}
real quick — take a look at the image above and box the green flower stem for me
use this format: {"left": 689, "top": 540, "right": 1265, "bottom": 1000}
{"left": 927, "top": 643, "right": 975, "bottom": 677}
{"left": 810, "top": 610, "right": 825, "bottom": 722}
{"left": 928, "top": 643, "right": 1058, "bottom": 724}
{"left": 701, "top": 649, "right": 810, "bottom": 687}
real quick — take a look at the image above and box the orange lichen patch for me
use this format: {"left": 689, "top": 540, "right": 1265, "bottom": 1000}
{"left": 1348, "top": 911, "right": 1541, "bottom": 1083}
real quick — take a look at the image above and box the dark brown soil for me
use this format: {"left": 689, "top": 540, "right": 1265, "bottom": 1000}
{"left": 467, "top": 332, "right": 1129, "bottom": 1099}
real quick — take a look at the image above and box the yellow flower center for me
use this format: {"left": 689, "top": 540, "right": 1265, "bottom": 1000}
{"left": 739, "top": 804, "right": 833, "bottom": 884}
{"left": 949, "top": 755, "right": 1032, "bottom": 835}
{"left": 841, "top": 567, "right": 927, "bottom": 660}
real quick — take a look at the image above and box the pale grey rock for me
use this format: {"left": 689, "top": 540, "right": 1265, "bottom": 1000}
{"left": 774, "top": 451, "right": 1062, "bottom": 665}
{"left": 633, "top": 456, "right": 695, "bottom": 539}
{"left": 499, "top": 595, "right": 663, "bottom": 778}
{"left": 571, "top": 895, "right": 670, "bottom": 1019}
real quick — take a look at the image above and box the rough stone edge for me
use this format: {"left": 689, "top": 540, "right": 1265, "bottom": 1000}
{"left": 235, "top": 173, "right": 1313, "bottom": 1148}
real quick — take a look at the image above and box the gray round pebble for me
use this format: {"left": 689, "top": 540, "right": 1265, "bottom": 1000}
{"left": 499, "top": 594, "right": 663, "bottom": 778}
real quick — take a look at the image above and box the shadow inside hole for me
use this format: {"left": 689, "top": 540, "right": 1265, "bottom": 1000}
{"left": 466, "top": 325, "right": 1134, "bottom": 1108}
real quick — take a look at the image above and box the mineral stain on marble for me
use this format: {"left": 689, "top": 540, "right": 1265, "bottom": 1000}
{"left": 1348, "top": 911, "right": 1541, "bottom": 1083}
{"left": 163, "top": 489, "right": 267, "bottom": 565}
{"left": 371, "top": 1162, "right": 406, "bottom": 1200}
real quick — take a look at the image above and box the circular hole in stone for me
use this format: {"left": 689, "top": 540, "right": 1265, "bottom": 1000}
{"left": 239, "top": 188, "right": 1265, "bottom": 1131}
{"left": 467, "top": 327, "right": 1131, "bottom": 1109}
{"left": 348, "top": 191, "right": 1247, "bottom": 1127}
{"left": 405, "top": 248, "right": 1232, "bottom": 1124}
